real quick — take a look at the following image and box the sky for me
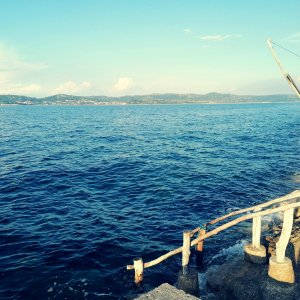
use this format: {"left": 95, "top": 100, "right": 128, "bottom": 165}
{"left": 0, "top": 0, "right": 300, "bottom": 97}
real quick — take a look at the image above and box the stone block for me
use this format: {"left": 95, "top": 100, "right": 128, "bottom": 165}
{"left": 244, "top": 244, "right": 267, "bottom": 264}
{"left": 268, "top": 256, "right": 295, "bottom": 283}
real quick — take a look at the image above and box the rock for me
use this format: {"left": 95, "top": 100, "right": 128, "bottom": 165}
{"left": 134, "top": 283, "right": 200, "bottom": 300}
{"left": 206, "top": 258, "right": 266, "bottom": 299}
{"left": 206, "top": 257, "right": 300, "bottom": 300}
{"left": 260, "top": 277, "right": 297, "bottom": 300}
{"left": 178, "top": 269, "right": 200, "bottom": 297}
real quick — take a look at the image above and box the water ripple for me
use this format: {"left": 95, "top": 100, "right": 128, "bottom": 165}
{"left": 1, "top": 103, "right": 300, "bottom": 299}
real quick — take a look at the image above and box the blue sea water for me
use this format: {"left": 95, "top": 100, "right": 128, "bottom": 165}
{"left": 1, "top": 103, "right": 300, "bottom": 299}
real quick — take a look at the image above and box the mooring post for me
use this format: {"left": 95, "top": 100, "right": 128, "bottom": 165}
{"left": 133, "top": 258, "right": 144, "bottom": 285}
{"left": 268, "top": 208, "right": 295, "bottom": 283}
{"left": 182, "top": 230, "right": 191, "bottom": 275}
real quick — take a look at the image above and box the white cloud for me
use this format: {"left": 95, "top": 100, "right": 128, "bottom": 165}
{"left": 79, "top": 81, "right": 92, "bottom": 89}
{"left": 282, "top": 32, "right": 300, "bottom": 43}
{"left": 0, "top": 42, "right": 47, "bottom": 95}
{"left": 0, "top": 43, "right": 47, "bottom": 72}
{"left": 51, "top": 81, "right": 92, "bottom": 95}
{"left": 199, "top": 34, "right": 242, "bottom": 41}
{"left": 113, "top": 77, "right": 134, "bottom": 91}
{"left": 0, "top": 83, "right": 42, "bottom": 95}
{"left": 183, "top": 28, "right": 193, "bottom": 34}
{"left": 183, "top": 29, "right": 242, "bottom": 42}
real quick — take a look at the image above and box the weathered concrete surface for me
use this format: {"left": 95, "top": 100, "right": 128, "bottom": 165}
{"left": 268, "top": 256, "right": 295, "bottom": 283}
{"left": 206, "top": 256, "right": 300, "bottom": 300}
{"left": 244, "top": 244, "right": 267, "bottom": 264}
{"left": 135, "top": 283, "right": 200, "bottom": 300}
{"left": 205, "top": 214, "right": 300, "bottom": 299}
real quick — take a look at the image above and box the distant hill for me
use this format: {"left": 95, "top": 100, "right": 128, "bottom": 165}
{"left": 0, "top": 93, "right": 298, "bottom": 105}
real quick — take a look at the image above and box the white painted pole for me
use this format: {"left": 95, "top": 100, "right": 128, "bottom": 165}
{"left": 252, "top": 208, "right": 262, "bottom": 248}
{"left": 182, "top": 231, "right": 191, "bottom": 275}
{"left": 133, "top": 258, "right": 144, "bottom": 284}
{"left": 276, "top": 208, "right": 294, "bottom": 263}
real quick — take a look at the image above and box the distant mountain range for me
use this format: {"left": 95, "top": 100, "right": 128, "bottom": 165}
{"left": 0, "top": 93, "right": 298, "bottom": 105}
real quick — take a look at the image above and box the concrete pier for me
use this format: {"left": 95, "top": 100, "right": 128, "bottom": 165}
{"left": 135, "top": 283, "right": 200, "bottom": 299}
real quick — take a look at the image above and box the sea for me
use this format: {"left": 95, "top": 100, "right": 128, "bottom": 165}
{"left": 1, "top": 103, "right": 300, "bottom": 299}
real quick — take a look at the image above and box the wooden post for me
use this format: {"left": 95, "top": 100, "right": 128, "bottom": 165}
{"left": 195, "top": 226, "right": 206, "bottom": 266}
{"left": 182, "top": 231, "right": 191, "bottom": 275}
{"left": 133, "top": 258, "right": 144, "bottom": 284}
{"left": 179, "top": 231, "right": 199, "bottom": 296}
{"left": 276, "top": 208, "right": 294, "bottom": 263}
{"left": 252, "top": 208, "right": 262, "bottom": 248}
{"left": 196, "top": 227, "right": 206, "bottom": 252}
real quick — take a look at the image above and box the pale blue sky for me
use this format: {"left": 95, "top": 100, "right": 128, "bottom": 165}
{"left": 0, "top": 0, "right": 300, "bottom": 96}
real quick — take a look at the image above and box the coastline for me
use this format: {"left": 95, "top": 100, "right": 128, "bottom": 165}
{"left": 0, "top": 101, "right": 299, "bottom": 107}
{"left": 0, "top": 92, "right": 298, "bottom": 106}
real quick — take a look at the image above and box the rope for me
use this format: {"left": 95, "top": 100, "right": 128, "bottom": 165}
{"left": 271, "top": 41, "right": 300, "bottom": 60}
{"left": 199, "top": 223, "right": 206, "bottom": 230}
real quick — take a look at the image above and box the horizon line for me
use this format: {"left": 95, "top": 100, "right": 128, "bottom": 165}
{"left": 0, "top": 92, "right": 297, "bottom": 99}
